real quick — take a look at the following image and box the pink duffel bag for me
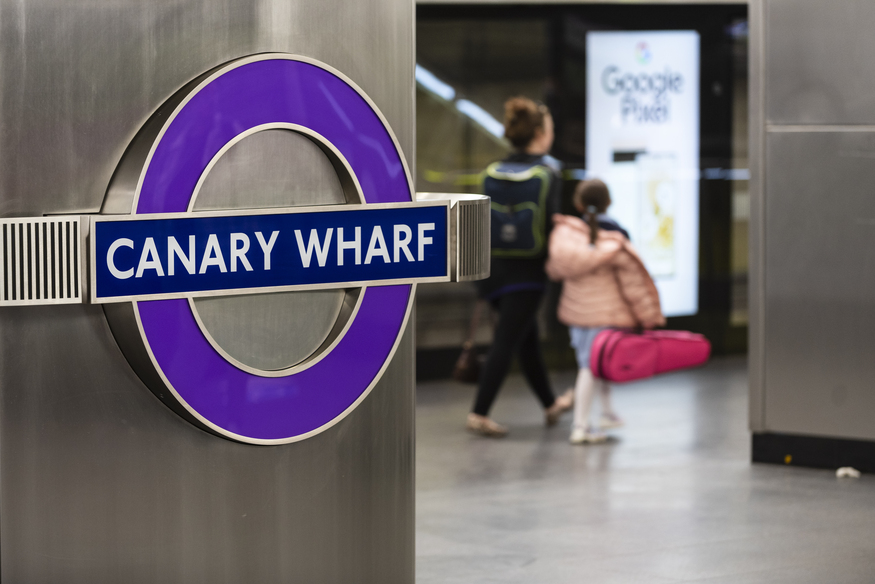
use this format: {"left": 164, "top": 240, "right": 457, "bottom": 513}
{"left": 590, "top": 329, "right": 711, "bottom": 382}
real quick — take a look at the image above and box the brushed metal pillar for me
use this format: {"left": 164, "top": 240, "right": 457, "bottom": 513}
{"left": 0, "top": 1, "right": 415, "bottom": 582}
{"left": 751, "top": 0, "right": 875, "bottom": 443}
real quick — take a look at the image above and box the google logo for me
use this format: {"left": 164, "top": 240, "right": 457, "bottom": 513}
{"left": 635, "top": 42, "right": 652, "bottom": 65}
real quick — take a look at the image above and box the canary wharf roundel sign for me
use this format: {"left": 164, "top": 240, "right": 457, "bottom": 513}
{"left": 98, "top": 54, "right": 448, "bottom": 445}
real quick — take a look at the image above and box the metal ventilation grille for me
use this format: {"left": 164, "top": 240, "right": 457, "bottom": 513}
{"left": 0, "top": 217, "right": 82, "bottom": 305}
{"left": 455, "top": 198, "right": 490, "bottom": 282}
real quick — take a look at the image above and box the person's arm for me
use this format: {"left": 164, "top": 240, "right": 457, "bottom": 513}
{"left": 541, "top": 166, "right": 563, "bottom": 246}
{"left": 545, "top": 215, "right": 622, "bottom": 281}
{"left": 613, "top": 246, "right": 665, "bottom": 328}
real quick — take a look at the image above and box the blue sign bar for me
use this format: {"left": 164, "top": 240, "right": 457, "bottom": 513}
{"left": 92, "top": 204, "right": 449, "bottom": 302}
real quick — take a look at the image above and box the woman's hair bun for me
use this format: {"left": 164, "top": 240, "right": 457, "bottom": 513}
{"left": 503, "top": 96, "right": 547, "bottom": 150}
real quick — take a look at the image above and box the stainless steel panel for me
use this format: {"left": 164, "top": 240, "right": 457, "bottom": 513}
{"left": 748, "top": 0, "right": 766, "bottom": 432}
{"left": 1, "top": 305, "right": 415, "bottom": 584}
{"left": 766, "top": 0, "right": 875, "bottom": 125}
{"left": 0, "top": 0, "right": 413, "bottom": 217}
{"left": 0, "top": 0, "right": 415, "bottom": 582}
{"left": 764, "top": 130, "right": 875, "bottom": 440}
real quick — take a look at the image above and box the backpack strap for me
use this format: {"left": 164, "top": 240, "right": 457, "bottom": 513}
{"left": 485, "top": 162, "right": 551, "bottom": 183}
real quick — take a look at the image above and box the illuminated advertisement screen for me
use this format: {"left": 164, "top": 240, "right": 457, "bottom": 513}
{"left": 586, "top": 31, "right": 700, "bottom": 317}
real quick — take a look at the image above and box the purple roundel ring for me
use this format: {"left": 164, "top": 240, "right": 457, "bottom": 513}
{"left": 131, "top": 55, "right": 413, "bottom": 444}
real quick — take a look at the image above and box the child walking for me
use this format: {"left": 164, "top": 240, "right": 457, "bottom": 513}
{"left": 545, "top": 179, "right": 665, "bottom": 444}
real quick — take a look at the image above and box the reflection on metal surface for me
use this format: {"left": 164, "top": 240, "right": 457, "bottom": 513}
{"left": 417, "top": 192, "right": 491, "bottom": 281}
{"left": 0, "top": 217, "right": 82, "bottom": 305}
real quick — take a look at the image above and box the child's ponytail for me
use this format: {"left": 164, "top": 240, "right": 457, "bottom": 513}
{"left": 585, "top": 205, "right": 599, "bottom": 245}
{"left": 572, "top": 179, "right": 611, "bottom": 245}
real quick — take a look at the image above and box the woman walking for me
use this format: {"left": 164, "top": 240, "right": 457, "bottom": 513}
{"left": 466, "top": 97, "right": 572, "bottom": 437}
{"left": 546, "top": 179, "right": 665, "bottom": 443}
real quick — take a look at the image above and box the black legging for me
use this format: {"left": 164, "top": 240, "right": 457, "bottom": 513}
{"left": 472, "top": 289, "right": 556, "bottom": 416}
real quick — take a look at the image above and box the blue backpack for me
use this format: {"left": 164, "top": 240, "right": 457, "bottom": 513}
{"left": 483, "top": 161, "right": 551, "bottom": 258}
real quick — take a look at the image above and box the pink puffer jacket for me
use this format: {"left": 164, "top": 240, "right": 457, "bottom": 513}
{"left": 546, "top": 214, "right": 665, "bottom": 329}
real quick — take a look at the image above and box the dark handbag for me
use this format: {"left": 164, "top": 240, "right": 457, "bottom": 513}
{"left": 452, "top": 301, "right": 486, "bottom": 383}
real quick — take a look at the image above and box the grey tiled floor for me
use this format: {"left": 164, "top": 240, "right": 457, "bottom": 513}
{"left": 415, "top": 357, "right": 875, "bottom": 583}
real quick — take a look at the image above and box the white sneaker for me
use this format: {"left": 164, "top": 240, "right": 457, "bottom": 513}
{"left": 599, "top": 412, "right": 624, "bottom": 430}
{"left": 569, "top": 427, "right": 608, "bottom": 444}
